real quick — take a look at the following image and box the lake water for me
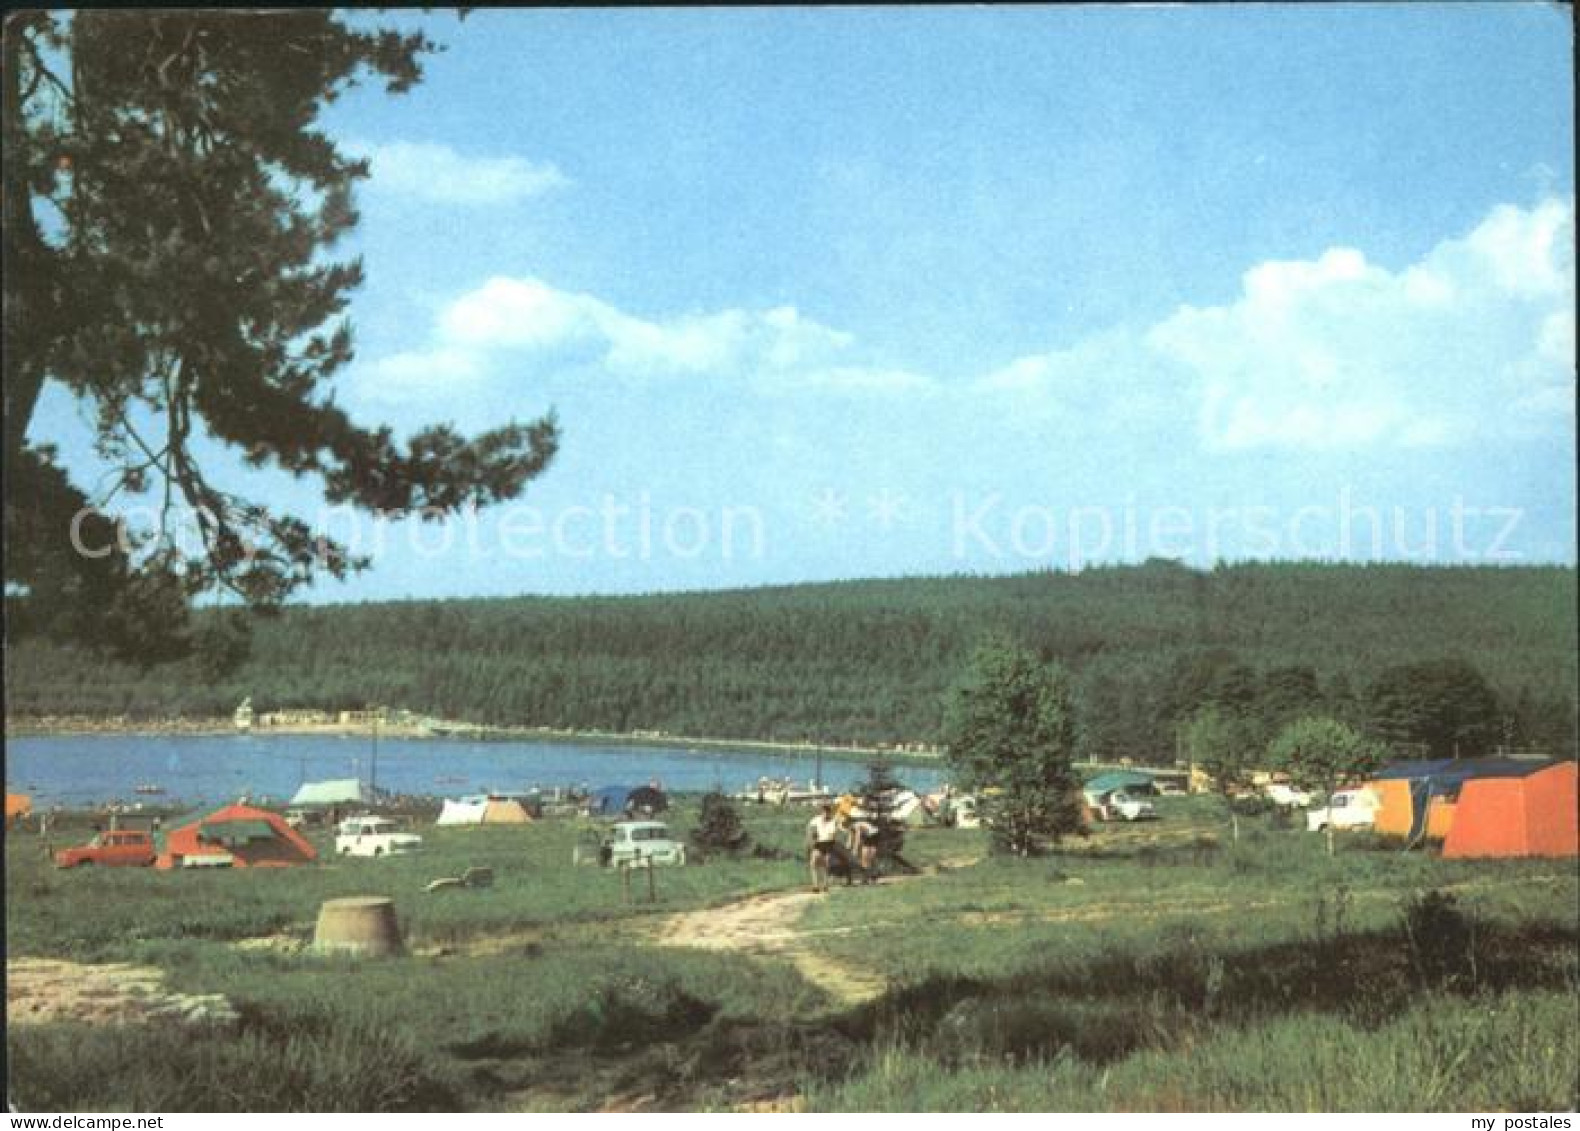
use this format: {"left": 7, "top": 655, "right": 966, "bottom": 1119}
{"left": 4, "top": 734, "right": 947, "bottom": 808}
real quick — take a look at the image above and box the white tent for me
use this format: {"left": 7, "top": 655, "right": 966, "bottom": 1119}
{"left": 436, "top": 795, "right": 532, "bottom": 826}
{"left": 437, "top": 796, "right": 489, "bottom": 826}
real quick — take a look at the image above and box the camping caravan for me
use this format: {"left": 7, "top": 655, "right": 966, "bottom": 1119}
{"left": 436, "top": 795, "right": 534, "bottom": 826}
{"left": 158, "top": 804, "right": 318, "bottom": 869}
{"left": 1442, "top": 760, "right": 1577, "bottom": 859}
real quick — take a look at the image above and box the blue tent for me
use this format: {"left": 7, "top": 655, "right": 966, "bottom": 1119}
{"left": 590, "top": 786, "right": 632, "bottom": 815}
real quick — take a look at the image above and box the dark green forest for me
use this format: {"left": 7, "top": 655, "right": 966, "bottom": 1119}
{"left": 7, "top": 562, "right": 1576, "bottom": 760}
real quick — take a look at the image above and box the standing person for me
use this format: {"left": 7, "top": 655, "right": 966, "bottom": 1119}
{"left": 805, "top": 802, "right": 840, "bottom": 893}
{"left": 849, "top": 816, "right": 880, "bottom": 882}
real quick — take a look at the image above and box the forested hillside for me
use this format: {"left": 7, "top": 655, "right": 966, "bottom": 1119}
{"left": 7, "top": 562, "right": 1575, "bottom": 759}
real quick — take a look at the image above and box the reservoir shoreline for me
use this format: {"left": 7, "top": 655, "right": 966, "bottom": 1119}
{"left": 4, "top": 715, "right": 943, "bottom": 768}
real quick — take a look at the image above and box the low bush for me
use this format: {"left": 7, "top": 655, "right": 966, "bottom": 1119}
{"left": 691, "top": 791, "right": 749, "bottom": 855}
{"left": 1400, "top": 889, "right": 1480, "bottom": 990}
{"left": 546, "top": 975, "right": 718, "bottom": 1052}
{"left": 8, "top": 1010, "right": 462, "bottom": 1112}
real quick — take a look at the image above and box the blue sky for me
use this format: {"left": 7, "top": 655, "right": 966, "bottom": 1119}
{"left": 31, "top": 5, "right": 1577, "bottom": 598}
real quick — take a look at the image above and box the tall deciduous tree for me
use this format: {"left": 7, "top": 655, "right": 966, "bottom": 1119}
{"left": 1182, "top": 704, "right": 1258, "bottom": 844}
{"left": 945, "top": 636, "right": 1083, "bottom": 856}
{"left": 2, "top": 11, "right": 559, "bottom": 663}
{"left": 1268, "top": 716, "right": 1386, "bottom": 855}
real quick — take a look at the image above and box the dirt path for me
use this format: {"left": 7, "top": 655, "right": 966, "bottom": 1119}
{"left": 647, "top": 863, "right": 1575, "bottom": 1006}
{"left": 650, "top": 856, "right": 982, "bottom": 1005}
{"left": 653, "top": 888, "right": 888, "bottom": 1003}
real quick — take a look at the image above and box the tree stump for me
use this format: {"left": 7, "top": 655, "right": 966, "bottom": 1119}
{"left": 312, "top": 896, "right": 404, "bottom": 957}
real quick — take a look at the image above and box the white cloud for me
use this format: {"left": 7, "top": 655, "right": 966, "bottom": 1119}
{"left": 1149, "top": 198, "right": 1574, "bottom": 450}
{"left": 980, "top": 197, "right": 1574, "bottom": 452}
{"left": 794, "top": 365, "right": 936, "bottom": 395}
{"left": 602, "top": 308, "right": 752, "bottom": 374}
{"left": 350, "top": 140, "right": 568, "bottom": 205}
{"left": 358, "top": 198, "right": 1574, "bottom": 445}
{"left": 359, "top": 348, "right": 485, "bottom": 406}
{"left": 366, "top": 274, "right": 884, "bottom": 397}
{"left": 440, "top": 277, "right": 605, "bottom": 348}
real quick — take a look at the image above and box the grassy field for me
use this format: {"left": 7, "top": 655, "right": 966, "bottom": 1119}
{"left": 6, "top": 797, "right": 1577, "bottom": 1111}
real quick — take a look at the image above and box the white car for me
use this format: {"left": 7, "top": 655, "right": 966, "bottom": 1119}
{"left": 1265, "top": 783, "right": 1313, "bottom": 809}
{"left": 950, "top": 795, "right": 982, "bottom": 830}
{"left": 336, "top": 815, "right": 423, "bottom": 857}
{"left": 1305, "top": 787, "right": 1378, "bottom": 833}
{"left": 604, "top": 821, "right": 686, "bottom": 867}
{"left": 1086, "top": 790, "right": 1157, "bottom": 822}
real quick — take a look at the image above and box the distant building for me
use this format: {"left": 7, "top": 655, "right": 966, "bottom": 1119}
{"left": 258, "top": 708, "right": 332, "bottom": 728}
{"left": 233, "top": 697, "right": 254, "bottom": 731}
{"left": 338, "top": 708, "right": 387, "bottom": 726}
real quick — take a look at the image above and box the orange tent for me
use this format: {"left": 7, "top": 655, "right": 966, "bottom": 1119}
{"left": 1443, "top": 761, "right": 1577, "bottom": 859}
{"left": 158, "top": 803, "right": 318, "bottom": 870}
{"left": 6, "top": 793, "right": 32, "bottom": 825}
{"left": 1424, "top": 795, "right": 1457, "bottom": 840}
{"left": 481, "top": 798, "right": 532, "bottom": 824}
{"left": 1370, "top": 778, "right": 1417, "bottom": 839}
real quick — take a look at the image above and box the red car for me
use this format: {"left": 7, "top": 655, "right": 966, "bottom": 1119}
{"left": 54, "top": 829, "right": 157, "bottom": 869}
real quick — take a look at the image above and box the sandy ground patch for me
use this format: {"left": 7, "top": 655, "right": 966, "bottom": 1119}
{"left": 7, "top": 957, "right": 238, "bottom": 1026}
{"left": 648, "top": 855, "right": 982, "bottom": 1005}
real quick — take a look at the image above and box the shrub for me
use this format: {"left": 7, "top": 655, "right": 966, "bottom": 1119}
{"left": 547, "top": 975, "right": 718, "bottom": 1052}
{"left": 691, "top": 791, "right": 749, "bottom": 855}
{"left": 7, "top": 1010, "right": 462, "bottom": 1111}
{"left": 1400, "top": 889, "right": 1479, "bottom": 990}
{"left": 931, "top": 997, "right": 1172, "bottom": 1066}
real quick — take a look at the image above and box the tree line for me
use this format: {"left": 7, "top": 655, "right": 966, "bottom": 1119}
{"left": 7, "top": 561, "right": 1575, "bottom": 761}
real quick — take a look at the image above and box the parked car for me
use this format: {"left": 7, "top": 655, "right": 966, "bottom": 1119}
{"left": 54, "top": 829, "right": 157, "bottom": 869}
{"left": 603, "top": 820, "right": 687, "bottom": 867}
{"left": 1085, "top": 789, "right": 1157, "bottom": 822}
{"left": 1306, "top": 787, "right": 1379, "bottom": 833}
{"left": 1265, "top": 782, "right": 1313, "bottom": 809}
{"left": 1105, "top": 790, "right": 1158, "bottom": 822}
{"left": 335, "top": 815, "right": 423, "bottom": 857}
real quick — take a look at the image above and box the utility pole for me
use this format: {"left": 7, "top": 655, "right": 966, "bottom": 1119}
{"left": 370, "top": 712, "right": 380, "bottom": 800}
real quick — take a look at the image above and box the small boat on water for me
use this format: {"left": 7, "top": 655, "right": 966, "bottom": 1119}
{"left": 134, "top": 783, "right": 166, "bottom": 795}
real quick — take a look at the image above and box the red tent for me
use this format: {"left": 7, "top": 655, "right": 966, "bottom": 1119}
{"left": 1442, "top": 761, "right": 1577, "bottom": 859}
{"left": 157, "top": 803, "right": 318, "bottom": 870}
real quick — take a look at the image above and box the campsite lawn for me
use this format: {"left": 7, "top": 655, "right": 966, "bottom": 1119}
{"left": 7, "top": 797, "right": 1578, "bottom": 1111}
{"left": 4, "top": 803, "right": 826, "bottom": 959}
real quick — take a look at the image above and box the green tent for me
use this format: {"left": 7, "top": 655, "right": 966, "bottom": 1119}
{"left": 289, "top": 778, "right": 370, "bottom": 808}
{"left": 197, "top": 818, "right": 278, "bottom": 846}
{"left": 1083, "top": 770, "right": 1159, "bottom": 796}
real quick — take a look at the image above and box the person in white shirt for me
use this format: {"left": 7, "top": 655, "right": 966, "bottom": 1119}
{"left": 847, "top": 817, "right": 879, "bottom": 882}
{"left": 805, "top": 803, "right": 840, "bottom": 892}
